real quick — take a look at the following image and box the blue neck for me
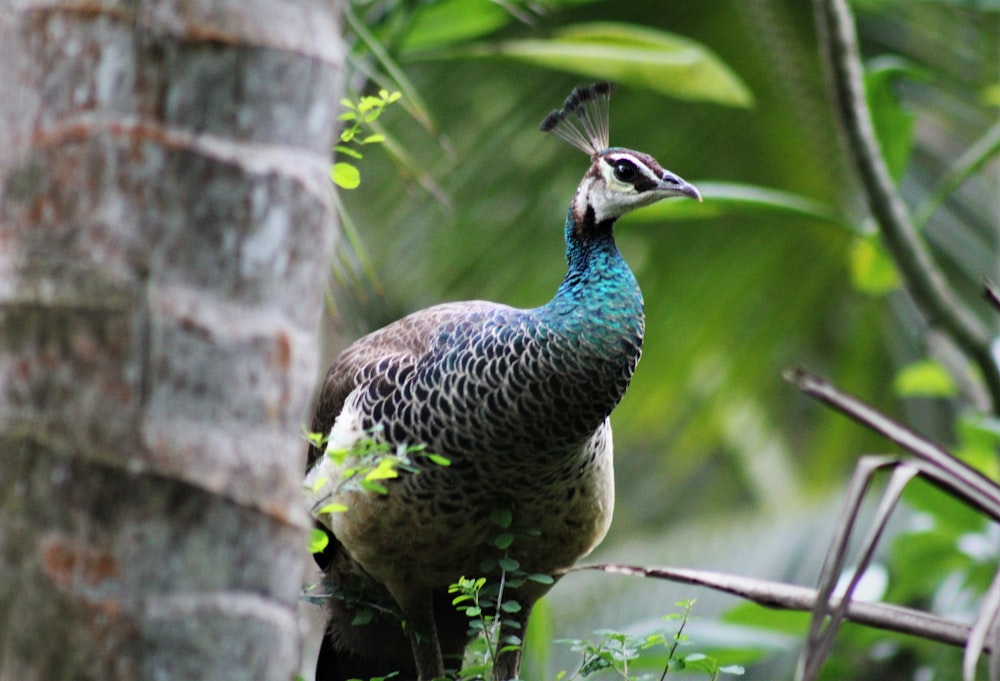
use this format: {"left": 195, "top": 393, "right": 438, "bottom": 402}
{"left": 549, "top": 209, "right": 644, "bottom": 321}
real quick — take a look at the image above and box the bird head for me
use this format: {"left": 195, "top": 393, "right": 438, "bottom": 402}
{"left": 540, "top": 83, "right": 701, "bottom": 227}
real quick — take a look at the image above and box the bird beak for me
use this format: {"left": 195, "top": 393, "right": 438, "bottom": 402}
{"left": 659, "top": 171, "right": 702, "bottom": 202}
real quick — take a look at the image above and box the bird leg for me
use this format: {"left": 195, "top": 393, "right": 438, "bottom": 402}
{"left": 394, "top": 589, "right": 446, "bottom": 681}
{"left": 493, "top": 602, "right": 532, "bottom": 681}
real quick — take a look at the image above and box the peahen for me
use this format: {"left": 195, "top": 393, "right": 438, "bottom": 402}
{"left": 307, "top": 82, "right": 701, "bottom": 681}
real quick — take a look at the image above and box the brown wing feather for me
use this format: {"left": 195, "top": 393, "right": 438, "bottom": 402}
{"left": 307, "top": 300, "right": 514, "bottom": 468}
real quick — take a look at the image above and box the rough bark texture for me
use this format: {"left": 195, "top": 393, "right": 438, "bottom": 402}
{"left": 0, "top": 1, "right": 343, "bottom": 679}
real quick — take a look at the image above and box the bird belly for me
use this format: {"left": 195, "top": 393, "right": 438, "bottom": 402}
{"left": 311, "top": 415, "right": 615, "bottom": 592}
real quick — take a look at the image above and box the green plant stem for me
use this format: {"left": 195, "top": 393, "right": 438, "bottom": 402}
{"left": 659, "top": 601, "right": 692, "bottom": 681}
{"left": 913, "top": 117, "right": 1000, "bottom": 230}
{"left": 813, "top": 0, "right": 1000, "bottom": 413}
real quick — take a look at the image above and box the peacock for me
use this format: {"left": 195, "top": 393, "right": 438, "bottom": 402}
{"left": 307, "top": 82, "right": 701, "bottom": 681}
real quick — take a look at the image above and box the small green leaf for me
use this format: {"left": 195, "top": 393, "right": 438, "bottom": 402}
{"left": 335, "top": 145, "right": 363, "bottom": 160}
{"left": 982, "top": 82, "right": 1000, "bottom": 107}
{"left": 527, "top": 573, "right": 555, "bottom": 585}
{"left": 893, "top": 359, "right": 957, "bottom": 398}
{"left": 365, "top": 459, "right": 400, "bottom": 481}
{"left": 426, "top": 453, "right": 451, "bottom": 467}
{"left": 498, "top": 556, "right": 520, "bottom": 572}
{"left": 360, "top": 480, "right": 388, "bottom": 495}
{"left": 493, "top": 533, "right": 515, "bottom": 550}
{"left": 351, "top": 608, "right": 374, "bottom": 626}
{"left": 332, "top": 162, "right": 361, "bottom": 189}
{"left": 316, "top": 502, "right": 348, "bottom": 515}
{"left": 491, "top": 506, "right": 513, "bottom": 528}
{"left": 308, "top": 528, "right": 329, "bottom": 553}
{"left": 848, "top": 234, "right": 901, "bottom": 295}
{"left": 500, "top": 600, "right": 522, "bottom": 613}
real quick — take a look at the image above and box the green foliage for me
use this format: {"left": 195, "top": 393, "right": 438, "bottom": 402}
{"left": 864, "top": 56, "right": 923, "bottom": 183}
{"left": 622, "top": 181, "right": 847, "bottom": 227}
{"left": 447, "top": 505, "right": 555, "bottom": 680}
{"left": 314, "top": 427, "right": 450, "bottom": 500}
{"left": 892, "top": 358, "right": 957, "bottom": 398}
{"left": 847, "top": 233, "right": 901, "bottom": 295}
{"left": 306, "top": 428, "right": 449, "bottom": 559}
{"left": 396, "top": 0, "right": 513, "bottom": 53}
{"left": 557, "top": 601, "right": 744, "bottom": 681}
{"left": 442, "top": 22, "right": 752, "bottom": 108}
{"left": 333, "top": 89, "right": 401, "bottom": 189}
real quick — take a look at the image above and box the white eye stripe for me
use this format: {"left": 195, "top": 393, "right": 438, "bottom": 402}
{"left": 604, "top": 153, "right": 659, "bottom": 183}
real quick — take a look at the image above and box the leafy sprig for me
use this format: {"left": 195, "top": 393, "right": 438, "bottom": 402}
{"left": 557, "top": 600, "right": 744, "bottom": 681}
{"left": 332, "top": 89, "right": 401, "bottom": 189}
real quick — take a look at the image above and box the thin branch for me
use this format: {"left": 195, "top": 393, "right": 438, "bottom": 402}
{"left": 813, "top": 0, "right": 1000, "bottom": 412}
{"left": 785, "top": 368, "right": 1000, "bottom": 519}
{"left": 799, "top": 460, "right": 919, "bottom": 681}
{"left": 913, "top": 117, "right": 1000, "bottom": 230}
{"left": 985, "top": 281, "right": 1000, "bottom": 314}
{"left": 560, "top": 563, "right": 975, "bottom": 650}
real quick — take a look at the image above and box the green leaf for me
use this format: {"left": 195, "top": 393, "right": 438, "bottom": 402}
{"left": 316, "top": 502, "right": 348, "bottom": 515}
{"left": 426, "top": 453, "right": 451, "bottom": 467}
{"left": 527, "top": 573, "right": 555, "bottom": 585}
{"left": 865, "top": 56, "right": 924, "bottom": 182}
{"left": 893, "top": 359, "right": 957, "bottom": 398}
{"left": 498, "top": 556, "right": 520, "bottom": 572}
{"left": 620, "top": 181, "right": 848, "bottom": 228}
{"left": 500, "top": 600, "right": 522, "bottom": 613}
{"left": 332, "top": 162, "right": 361, "bottom": 190}
{"left": 440, "top": 22, "right": 753, "bottom": 108}
{"left": 491, "top": 506, "right": 513, "bottom": 528}
{"left": 308, "top": 528, "right": 329, "bottom": 554}
{"left": 493, "top": 533, "right": 515, "bottom": 550}
{"left": 351, "top": 608, "right": 374, "bottom": 626}
{"left": 365, "top": 459, "right": 400, "bottom": 481}
{"left": 848, "top": 234, "right": 901, "bottom": 295}
{"left": 982, "top": 82, "right": 1000, "bottom": 106}
{"left": 954, "top": 412, "right": 1000, "bottom": 481}
{"left": 335, "top": 145, "right": 363, "bottom": 160}
{"left": 399, "top": 0, "right": 512, "bottom": 53}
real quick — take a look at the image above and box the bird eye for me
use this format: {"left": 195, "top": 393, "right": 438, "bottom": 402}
{"left": 612, "top": 160, "right": 638, "bottom": 183}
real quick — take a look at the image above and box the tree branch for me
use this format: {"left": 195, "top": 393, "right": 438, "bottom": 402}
{"left": 785, "top": 368, "right": 1000, "bottom": 519}
{"left": 560, "top": 563, "right": 977, "bottom": 651}
{"left": 813, "top": 0, "right": 1000, "bottom": 412}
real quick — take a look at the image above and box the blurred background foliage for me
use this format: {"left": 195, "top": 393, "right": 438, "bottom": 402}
{"left": 325, "top": 0, "right": 999, "bottom": 678}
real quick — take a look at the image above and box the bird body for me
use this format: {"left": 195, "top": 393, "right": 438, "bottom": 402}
{"left": 308, "top": 83, "right": 701, "bottom": 681}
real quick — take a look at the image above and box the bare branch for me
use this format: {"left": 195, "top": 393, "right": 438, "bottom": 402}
{"left": 784, "top": 368, "right": 1000, "bottom": 519}
{"left": 560, "top": 563, "right": 975, "bottom": 650}
{"left": 985, "top": 281, "right": 1000, "bottom": 314}
{"left": 812, "top": 0, "right": 1000, "bottom": 411}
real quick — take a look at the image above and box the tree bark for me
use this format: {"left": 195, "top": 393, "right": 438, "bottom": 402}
{"left": 0, "top": 1, "right": 344, "bottom": 679}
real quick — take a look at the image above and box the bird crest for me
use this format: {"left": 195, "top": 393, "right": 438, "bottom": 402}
{"left": 540, "top": 81, "right": 613, "bottom": 158}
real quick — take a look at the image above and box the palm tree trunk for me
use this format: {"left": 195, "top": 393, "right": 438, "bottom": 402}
{"left": 0, "top": 1, "right": 344, "bottom": 679}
